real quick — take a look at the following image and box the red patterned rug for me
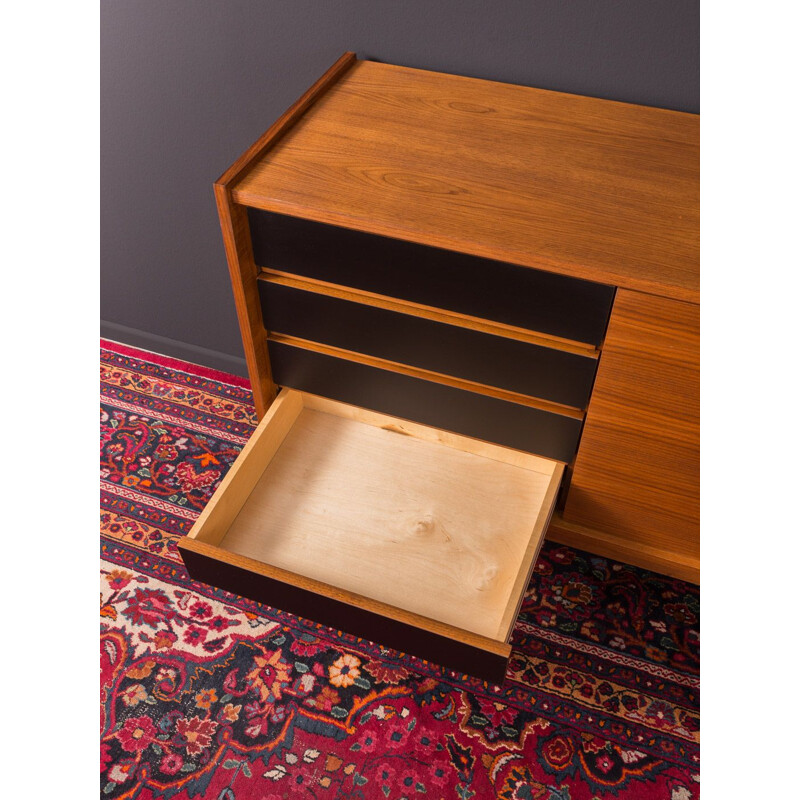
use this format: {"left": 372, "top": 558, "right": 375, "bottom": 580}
{"left": 100, "top": 340, "right": 699, "bottom": 799}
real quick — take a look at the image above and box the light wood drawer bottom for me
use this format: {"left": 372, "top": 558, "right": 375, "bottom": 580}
{"left": 178, "top": 389, "right": 563, "bottom": 683}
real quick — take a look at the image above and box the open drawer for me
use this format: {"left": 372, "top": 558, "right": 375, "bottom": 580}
{"left": 177, "top": 389, "right": 563, "bottom": 683}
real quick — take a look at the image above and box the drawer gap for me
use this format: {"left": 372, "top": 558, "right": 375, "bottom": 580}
{"left": 259, "top": 269, "right": 599, "bottom": 358}
{"left": 268, "top": 333, "right": 585, "bottom": 420}
{"left": 247, "top": 208, "right": 615, "bottom": 346}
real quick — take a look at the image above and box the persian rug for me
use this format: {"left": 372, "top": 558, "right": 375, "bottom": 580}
{"left": 100, "top": 340, "right": 699, "bottom": 799}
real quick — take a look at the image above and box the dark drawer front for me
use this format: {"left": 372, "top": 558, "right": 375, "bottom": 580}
{"left": 260, "top": 280, "right": 597, "bottom": 409}
{"left": 248, "top": 209, "right": 615, "bottom": 346}
{"left": 268, "top": 341, "right": 583, "bottom": 463}
{"left": 180, "top": 543, "right": 510, "bottom": 684}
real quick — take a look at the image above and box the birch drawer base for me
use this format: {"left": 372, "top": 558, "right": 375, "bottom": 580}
{"left": 178, "top": 389, "right": 563, "bottom": 683}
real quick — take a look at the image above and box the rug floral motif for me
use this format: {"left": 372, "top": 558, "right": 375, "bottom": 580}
{"left": 100, "top": 341, "right": 700, "bottom": 799}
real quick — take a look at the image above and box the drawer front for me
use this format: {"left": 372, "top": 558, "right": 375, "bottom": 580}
{"left": 259, "top": 280, "right": 598, "bottom": 409}
{"left": 268, "top": 340, "right": 583, "bottom": 462}
{"left": 180, "top": 541, "right": 511, "bottom": 683}
{"left": 248, "top": 209, "right": 615, "bottom": 346}
{"left": 178, "top": 388, "right": 565, "bottom": 684}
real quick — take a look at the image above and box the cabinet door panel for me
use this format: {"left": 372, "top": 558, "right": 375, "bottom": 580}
{"left": 563, "top": 290, "right": 699, "bottom": 558}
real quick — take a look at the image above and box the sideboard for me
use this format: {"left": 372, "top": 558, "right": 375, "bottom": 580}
{"left": 178, "top": 53, "right": 699, "bottom": 682}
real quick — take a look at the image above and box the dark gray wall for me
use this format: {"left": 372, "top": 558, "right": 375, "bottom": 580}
{"left": 101, "top": 0, "right": 699, "bottom": 376}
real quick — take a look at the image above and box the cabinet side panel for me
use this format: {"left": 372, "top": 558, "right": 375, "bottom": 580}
{"left": 214, "top": 190, "right": 276, "bottom": 417}
{"left": 563, "top": 290, "right": 699, "bottom": 559}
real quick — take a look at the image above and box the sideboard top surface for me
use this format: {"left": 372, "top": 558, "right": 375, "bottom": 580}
{"left": 231, "top": 58, "right": 699, "bottom": 304}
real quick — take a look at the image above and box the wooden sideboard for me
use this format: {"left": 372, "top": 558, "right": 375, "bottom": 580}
{"left": 178, "top": 53, "right": 699, "bottom": 681}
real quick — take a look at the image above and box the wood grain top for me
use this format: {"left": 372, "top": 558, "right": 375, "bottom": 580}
{"left": 232, "top": 58, "right": 699, "bottom": 303}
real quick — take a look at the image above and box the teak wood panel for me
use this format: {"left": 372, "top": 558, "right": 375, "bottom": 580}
{"left": 258, "top": 279, "right": 598, "bottom": 408}
{"left": 562, "top": 290, "right": 699, "bottom": 572}
{"left": 248, "top": 208, "right": 615, "bottom": 346}
{"left": 546, "top": 513, "right": 700, "bottom": 584}
{"left": 213, "top": 197, "right": 276, "bottom": 418}
{"left": 233, "top": 59, "right": 699, "bottom": 303}
{"left": 178, "top": 389, "right": 563, "bottom": 683}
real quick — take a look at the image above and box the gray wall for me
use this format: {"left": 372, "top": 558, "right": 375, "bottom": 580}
{"left": 101, "top": 0, "right": 699, "bottom": 376}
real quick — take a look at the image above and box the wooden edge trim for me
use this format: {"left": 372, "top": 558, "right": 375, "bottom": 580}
{"left": 300, "top": 391, "right": 558, "bottom": 475}
{"left": 186, "top": 388, "right": 303, "bottom": 545}
{"left": 232, "top": 199, "right": 696, "bottom": 305}
{"left": 215, "top": 51, "right": 357, "bottom": 189}
{"left": 496, "top": 462, "right": 565, "bottom": 641}
{"left": 259, "top": 270, "right": 599, "bottom": 358}
{"left": 546, "top": 514, "right": 700, "bottom": 584}
{"left": 268, "top": 333, "right": 585, "bottom": 420}
{"left": 214, "top": 193, "right": 277, "bottom": 418}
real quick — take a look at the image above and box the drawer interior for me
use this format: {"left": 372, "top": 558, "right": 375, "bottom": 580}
{"left": 179, "top": 389, "right": 563, "bottom": 651}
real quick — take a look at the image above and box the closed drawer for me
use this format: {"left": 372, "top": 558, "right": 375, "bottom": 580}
{"left": 248, "top": 209, "right": 615, "bottom": 346}
{"left": 268, "top": 340, "right": 583, "bottom": 463}
{"left": 259, "top": 279, "right": 598, "bottom": 409}
{"left": 177, "top": 389, "right": 564, "bottom": 683}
